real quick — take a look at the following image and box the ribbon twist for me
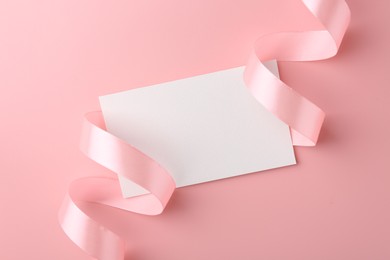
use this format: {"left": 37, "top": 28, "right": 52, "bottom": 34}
{"left": 245, "top": 0, "right": 350, "bottom": 145}
{"left": 59, "top": 112, "right": 175, "bottom": 260}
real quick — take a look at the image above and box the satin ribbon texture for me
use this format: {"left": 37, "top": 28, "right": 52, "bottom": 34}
{"left": 59, "top": 0, "right": 351, "bottom": 259}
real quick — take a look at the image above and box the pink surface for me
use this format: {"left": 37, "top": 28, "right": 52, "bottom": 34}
{"left": 1, "top": 0, "right": 389, "bottom": 259}
{"left": 59, "top": 1, "right": 350, "bottom": 258}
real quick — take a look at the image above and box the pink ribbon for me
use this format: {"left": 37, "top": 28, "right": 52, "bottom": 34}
{"left": 59, "top": 0, "right": 351, "bottom": 259}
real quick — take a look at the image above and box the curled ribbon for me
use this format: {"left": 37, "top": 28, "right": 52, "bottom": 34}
{"left": 59, "top": 0, "right": 351, "bottom": 259}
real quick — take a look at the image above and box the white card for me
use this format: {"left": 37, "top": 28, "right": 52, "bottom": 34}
{"left": 100, "top": 61, "right": 295, "bottom": 198}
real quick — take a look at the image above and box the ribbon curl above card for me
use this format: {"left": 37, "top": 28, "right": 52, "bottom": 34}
{"left": 59, "top": 0, "right": 351, "bottom": 259}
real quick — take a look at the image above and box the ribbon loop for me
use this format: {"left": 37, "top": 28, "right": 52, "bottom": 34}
{"left": 246, "top": 0, "right": 350, "bottom": 145}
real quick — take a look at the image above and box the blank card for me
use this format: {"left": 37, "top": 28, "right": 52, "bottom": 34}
{"left": 99, "top": 62, "right": 296, "bottom": 198}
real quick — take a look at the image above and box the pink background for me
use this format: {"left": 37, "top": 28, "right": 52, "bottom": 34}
{"left": 1, "top": 0, "right": 389, "bottom": 259}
